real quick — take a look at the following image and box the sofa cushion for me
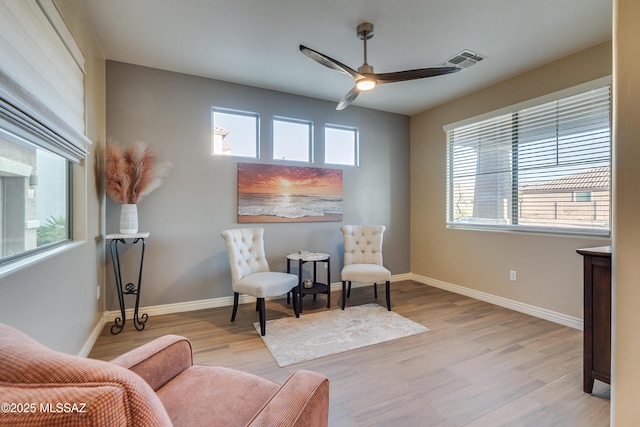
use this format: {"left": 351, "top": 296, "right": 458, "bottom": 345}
{"left": 156, "top": 365, "right": 279, "bottom": 427}
{"left": 341, "top": 263, "right": 391, "bottom": 283}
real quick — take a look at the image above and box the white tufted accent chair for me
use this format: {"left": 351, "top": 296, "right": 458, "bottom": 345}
{"left": 340, "top": 225, "right": 391, "bottom": 310}
{"left": 221, "top": 227, "right": 299, "bottom": 335}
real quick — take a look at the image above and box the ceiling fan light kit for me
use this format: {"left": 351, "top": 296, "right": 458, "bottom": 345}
{"left": 300, "top": 22, "right": 461, "bottom": 110}
{"left": 356, "top": 78, "right": 376, "bottom": 91}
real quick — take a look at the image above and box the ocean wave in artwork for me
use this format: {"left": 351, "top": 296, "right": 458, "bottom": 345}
{"left": 239, "top": 193, "right": 342, "bottom": 219}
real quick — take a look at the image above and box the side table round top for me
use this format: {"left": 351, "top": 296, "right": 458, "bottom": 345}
{"left": 287, "top": 251, "right": 330, "bottom": 262}
{"left": 106, "top": 232, "right": 150, "bottom": 240}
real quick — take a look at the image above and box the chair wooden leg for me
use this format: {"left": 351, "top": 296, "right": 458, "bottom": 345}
{"left": 385, "top": 281, "right": 391, "bottom": 311}
{"left": 230, "top": 292, "right": 239, "bottom": 322}
{"left": 255, "top": 299, "right": 260, "bottom": 311}
{"left": 341, "top": 281, "right": 348, "bottom": 310}
{"left": 347, "top": 282, "right": 352, "bottom": 298}
{"left": 374, "top": 283, "right": 378, "bottom": 299}
{"left": 258, "top": 298, "right": 266, "bottom": 336}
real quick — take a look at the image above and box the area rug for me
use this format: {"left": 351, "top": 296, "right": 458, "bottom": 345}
{"left": 254, "top": 303, "right": 429, "bottom": 367}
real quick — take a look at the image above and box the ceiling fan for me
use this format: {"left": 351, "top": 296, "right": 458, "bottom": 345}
{"left": 300, "top": 22, "right": 461, "bottom": 110}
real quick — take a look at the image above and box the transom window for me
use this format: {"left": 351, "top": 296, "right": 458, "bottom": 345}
{"left": 212, "top": 107, "right": 259, "bottom": 158}
{"left": 446, "top": 81, "right": 611, "bottom": 236}
{"left": 273, "top": 117, "right": 313, "bottom": 162}
{"left": 325, "top": 125, "right": 358, "bottom": 166}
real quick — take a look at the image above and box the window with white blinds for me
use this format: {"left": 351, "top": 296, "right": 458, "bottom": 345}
{"left": 445, "top": 81, "right": 611, "bottom": 236}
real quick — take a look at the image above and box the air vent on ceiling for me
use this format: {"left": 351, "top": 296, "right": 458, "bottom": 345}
{"left": 441, "top": 50, "right": 486, "bottom": 69}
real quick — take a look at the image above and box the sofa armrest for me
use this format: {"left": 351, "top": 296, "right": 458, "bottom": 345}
{"left": 249, "top": 370, "right": 329, "bottom": 427}
{"left": 110, "top": 334, "right": 193, "bottom": 391}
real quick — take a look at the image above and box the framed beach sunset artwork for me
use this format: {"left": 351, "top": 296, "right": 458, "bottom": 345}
{"left": 237, "top": 163, "right": 343, "bottom": 223}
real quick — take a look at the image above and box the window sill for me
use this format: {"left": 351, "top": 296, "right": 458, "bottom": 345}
{"left": 0, "top": 241, "right": 86, "bottom": 280}
{"left": 447, "top": 223, "right": 611, "bottom": 239}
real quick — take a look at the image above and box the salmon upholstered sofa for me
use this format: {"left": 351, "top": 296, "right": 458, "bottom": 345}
{"left": 0, "top": 324, "right": 329, "bottom": 426}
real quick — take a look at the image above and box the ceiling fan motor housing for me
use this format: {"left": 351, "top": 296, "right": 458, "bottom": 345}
{"left": 358, "top": 64, "right": 374, "bottom": 74}
{"left": 357, "top": 22, "right": 374, "bottom": 40}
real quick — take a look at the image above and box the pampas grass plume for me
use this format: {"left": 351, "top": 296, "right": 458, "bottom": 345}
{"left": 105, "top": 141, "right": 127, "bottom": 204}
{"left": 139, "top": 160, "right": 173, "bottom": 200}
{"left": 105, "top": 140, "right": 171, "bottom": 204}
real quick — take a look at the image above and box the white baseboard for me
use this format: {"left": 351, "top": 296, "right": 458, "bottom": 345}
{"left": 103, "top": 273, "right": 410, "bottom": 322}
{"left": 104, "top": 294, "right": 254, "bottom": 322}
{"left": 411, "top": 273, "right": 583, "bottom": 330}
{"left": 78, "top": 313, "right": 107, "bottom": 357}
{"left": 94, "top": 272, "right": 580, "bottom": 354}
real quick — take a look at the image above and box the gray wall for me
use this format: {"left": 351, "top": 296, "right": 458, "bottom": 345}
{"left": 105, "top": 61, "right": 410, "bottom": 310}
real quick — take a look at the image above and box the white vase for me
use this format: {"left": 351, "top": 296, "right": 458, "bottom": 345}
{"left": 120, "top": 204, "right": 138, "bottom": 234}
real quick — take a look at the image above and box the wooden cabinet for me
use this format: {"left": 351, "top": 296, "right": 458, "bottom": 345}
{"left": 576, "top": 246, "right": 611, "bottom": 394}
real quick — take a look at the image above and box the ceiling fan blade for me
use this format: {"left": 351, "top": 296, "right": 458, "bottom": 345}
{"left": 300, "top": 45, "right": 363, "bottom": 80}
{"left": 336, "top": 87, "right": 360, "bottom": 110}
{"left": 373, "top": 66, "right": 461, "bottom": 84}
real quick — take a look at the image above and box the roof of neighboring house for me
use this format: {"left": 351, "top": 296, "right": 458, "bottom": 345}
{"left": 213, "top": 126, "right": 229, "bottom": 137}
{"left": 522, "top": 166, "right": 610, "bottom": 192}
{"left": 213, "top": 126, "right": 232, "bottom": 153}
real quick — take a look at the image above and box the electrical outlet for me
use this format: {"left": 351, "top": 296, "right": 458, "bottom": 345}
{"left": 509, "top": 270, "right": 517, "bottom": 281}
{"left": 96, "top": 285, "right": 101, "bottom": 300}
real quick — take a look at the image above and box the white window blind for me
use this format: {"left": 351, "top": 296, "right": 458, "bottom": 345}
{"left": 0, "top": 0, "right": 90, "bottom": 162}
{"left": 446, "top": 83, "right": 611, "bottom": 236}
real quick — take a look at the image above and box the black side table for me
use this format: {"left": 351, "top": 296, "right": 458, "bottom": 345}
{"left": 107, "top": 232, "right": 150, "bottom": 334}
{"left": 286, "top": 252, "right": 330, "bottom": 313}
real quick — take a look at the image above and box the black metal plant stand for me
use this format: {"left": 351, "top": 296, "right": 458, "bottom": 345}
{"left": 107, "top": 232, "right": 150, "bottom": 334}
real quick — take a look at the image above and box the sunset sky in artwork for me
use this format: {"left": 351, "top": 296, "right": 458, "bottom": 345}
{"left": 238, "top": 163, "right": 343, "bottom": 196}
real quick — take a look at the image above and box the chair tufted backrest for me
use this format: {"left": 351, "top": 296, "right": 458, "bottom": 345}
{"left": 221, "top": 227, "right": 270, "bottom": 286}
{"left": 340, "top": 225, "right": 385, "bottom": 266}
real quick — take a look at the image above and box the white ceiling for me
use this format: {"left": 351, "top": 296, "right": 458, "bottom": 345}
{"left": 77, "top": 0, "right": 612, "bottom": 116}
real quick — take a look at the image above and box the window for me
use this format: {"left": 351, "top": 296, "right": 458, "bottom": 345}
{"left": 0, "top": 134, "right": 70, "bottom": 262}
{"left": 212, "top": 108, "right": 259, "bottom": 158}
{"left": 0, "top": 0, "right": 89, "bottom": 265}
{"left": 325, "top": 125, "right": 358, "bottom": 166}
{"left": 273, "top": 117, "right": 312, "bottom": 162}
{"left": 446, "top": 81, "right": 611, "bottom": 236}
{"left": 573, "top": 191, "right": 592, "bottom": 202}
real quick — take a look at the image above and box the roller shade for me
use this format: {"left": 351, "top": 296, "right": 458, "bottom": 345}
{"left": 0, "top": 0, "right": 90, "bottom": 162}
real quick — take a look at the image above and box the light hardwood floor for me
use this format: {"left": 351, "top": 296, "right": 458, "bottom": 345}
{"left": 89, "top": 281, "right": 610, "bottom": 426}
